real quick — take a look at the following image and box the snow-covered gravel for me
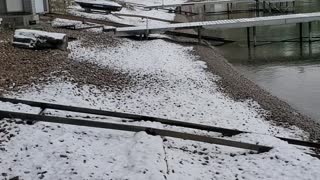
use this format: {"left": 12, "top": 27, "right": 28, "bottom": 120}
{"left": 1, "top": 36, "right": 320, "bottom": 179}
{"left": 1, "top": 0, "right": 320, "bottom": 179}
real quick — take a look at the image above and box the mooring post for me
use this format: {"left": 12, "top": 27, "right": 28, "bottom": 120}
{"left": 145, "top": 17, "right": 149, "bottom": 40}
{"left": 269, "top": 3, "right": 272, "bottom": 13}
{"left": 253, "top": 26, "right": 257, "bottom": 47}
{"left": 247, "top": 27, "right": 251, "bottom": 48}
{"left": 227, "top": 3, "right": 230, "bottom": 19}
{"left": 309, "top": 22, "right": 312, "bottom": 43}
{"left": 256, "top": 0, "right": 260, "bottom": 17}
{"left": 198, "top": 27, "right": 202, "bottom": 44}
{"left": 203, "top": 4, "right": 206, "bottom": 13}
{"left": 227, "top": 3, "right": 229, "bottom": 13}
{"left": 293, "top": 1, "right": 295, "bottom": 12}
{"left": 177, "top": 6, "right": 182, "bottom": 14}
{"left": 299, "top": 23, "right": 303, "bottom": 44}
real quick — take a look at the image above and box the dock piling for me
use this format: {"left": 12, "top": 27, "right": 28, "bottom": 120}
{"left": 247, "top": 27, "right": 251, "bottom": 48}
{"left": 227, "top": 3, "right": 230, "bottom": 19}
{"left": 299, "top": 23, "right": 303, "bottom": 43}
{"left": 253, "top": 26, "right": 257, "bottom": 47}
{"left": 256, "top": 0, "right": 260, "bottom": 17}
{"left": 309, "top": 22, "right": 312, "bottom": 43}
{"left": 198, "top": 27, "right": 202, "bottom": 43}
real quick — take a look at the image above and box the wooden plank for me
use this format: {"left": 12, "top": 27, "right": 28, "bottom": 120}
{"left": 76, "top": 25, "right": 104, "bottom": 30}
{"left": 115, "top": 12, "right": 320, "bottom": 36}
{"left": 1, "top": 97, "right": 320, "bottom": 149}
{"left": 164, "top": 31, "right": 235, "bottom": 43}
{"left": 0, "top": 97, "right": 243, "bottom": 136}
{"left": 113, "top": 13, "right": 180, "bottom": 23}
{"left": 0, "top": 110, "right": 272, "bottom": 153}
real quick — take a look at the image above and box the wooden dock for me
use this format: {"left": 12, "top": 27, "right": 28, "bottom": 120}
{"left": 115, "top": 12, "right": 320, "bottom": 47}
{"left": 144, "top": 0, "right": 295, "bottom": 9}
{"left": 144, "top": 0, "right": 296, "bottom": 16}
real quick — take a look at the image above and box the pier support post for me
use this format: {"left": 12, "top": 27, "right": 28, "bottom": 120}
{"left": 256, "top": 0, "right": 260, "bottom": 17}
{"left": 309, "top": 22, "right": 312, "bottom": 43}
{"left": 299, "top": 23, "right": 303, "bottom": 43}
{"left": 176, "top": 6, "right": 182, "bottom": 14}
{"left": 145, "top": 18, "right": 149, "bottom": 40}
{"left": 227, "top": 3, "right": 230, "bottom": 19}
{"left": 269, "top": 3, "right": 272, "bottom": 13}
{"left": 253, "top": 26, "right": 257, "bottom": 47}
{"left": 197, "top": 27, "right": 202, "bottom": 44}
{"left": 247, "top": 27, "right": 251, "bottom": 48}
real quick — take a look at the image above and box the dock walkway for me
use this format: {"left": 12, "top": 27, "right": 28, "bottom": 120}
{"left": 115, "top": 12, "right": 320, "bottom": 46}
{"left": 144, "top": 0, "right": 295, "bottom": 9}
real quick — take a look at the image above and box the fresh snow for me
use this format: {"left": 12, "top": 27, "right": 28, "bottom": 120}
{"left": 52, "top": 18, "right": 85, "bottom": 28}
{"left": 75, "top": 0, "right": 122, "bottom": 7}
{"left": 1, "top": 0, "right": 320, "bottom": 179}
{"left": 68, "top": 0, "right": 183, "bottom": 26}
{"left": 51, "top": 18, "right": 104, "bottom": 32}
{"left": 122, "top": 0, "right": 188, "bottom": 6}
{"left": 14, "top": 29, "right": 66, "bottom": 40}
{"left": 1, "top": 37, "right": 320, "bottom": 179}
{"left": 67, "top": 39, "right": 306, "bottom": 138}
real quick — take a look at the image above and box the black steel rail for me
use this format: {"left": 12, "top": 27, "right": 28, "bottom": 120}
{"left": 0, "top": 97, "right": 319, "bottom": 149}
{"left": 0, "top": 110, "right": 272, "bottom": 153}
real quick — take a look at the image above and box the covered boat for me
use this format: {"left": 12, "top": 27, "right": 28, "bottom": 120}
{"left": 75, "top": 0, "right": 122, "bottom": 12}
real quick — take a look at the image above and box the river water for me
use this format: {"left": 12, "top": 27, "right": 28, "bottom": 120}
{"left": 189, "top": 0, "right": 320, "bottom": 121}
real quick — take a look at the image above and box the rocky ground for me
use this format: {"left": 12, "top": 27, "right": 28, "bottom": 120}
{"left": 173, "top": 10, "right": 320, "bottom": 145}
{"left": 194, "top": 45, "right": 320, "bottom": 143}
{"left": 0, "top": 24, "right": 134, "bottom": 96}
{"left": 1, "top": 10, "right": 320, "bottom": 179}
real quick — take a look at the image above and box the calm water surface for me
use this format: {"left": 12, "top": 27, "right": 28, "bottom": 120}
{"left": 189, "top": 0, "right": 320, "bottom": 120}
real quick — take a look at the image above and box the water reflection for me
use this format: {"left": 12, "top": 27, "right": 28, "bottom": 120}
{"left": 188, "top": 0, "right": 320, "bottom": 120}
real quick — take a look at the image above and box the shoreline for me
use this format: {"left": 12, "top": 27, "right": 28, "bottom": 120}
{"left": 1, "top": 8, "right": 320, "bottom": 178}
{"left": 194, "top": 44, "right": 320, "bottom": 141}
{"left": 173, "top": 12, "right": 320, "bottom": 141}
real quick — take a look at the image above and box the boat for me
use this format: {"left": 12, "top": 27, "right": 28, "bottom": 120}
{"left": 75, "top": 0, "right": 122, "bottom": 12}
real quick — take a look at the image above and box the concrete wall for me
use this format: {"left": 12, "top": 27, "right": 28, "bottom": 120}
{"left": 0, "top": 0, "right": 50, "bottom": 14}
{"left": 0, "top": 0, "right": 34, "bottom": 14}
{"left": 6, "top": 0, "right": 23, "bottom": 13}
{"left": 23, "top": 0, "right": 34, "bottom": 13}
{"left": 0, "top": 0, "right": 7, "bottom": 14}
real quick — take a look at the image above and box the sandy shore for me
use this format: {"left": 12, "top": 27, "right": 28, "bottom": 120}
{"left": 173, "top": 12, "right": 320, "bottom": 142}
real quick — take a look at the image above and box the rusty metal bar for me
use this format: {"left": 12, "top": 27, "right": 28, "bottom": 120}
{"left": 0, "top": 110, "right": 272, "bottom": 153}
{"left": 0, "top": 97, "right": 319, "bottom": 149}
